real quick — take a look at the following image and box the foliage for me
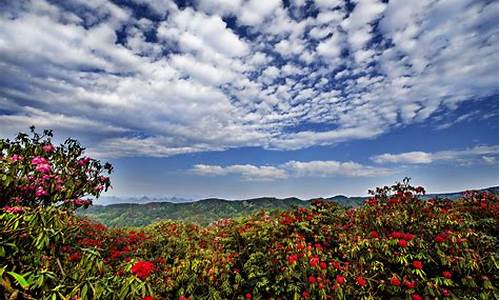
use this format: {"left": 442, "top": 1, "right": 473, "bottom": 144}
{"left": 0, "top": 130, "right": 498, "bottom": 299}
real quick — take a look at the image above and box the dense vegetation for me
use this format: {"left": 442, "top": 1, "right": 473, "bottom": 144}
{"left": 80, "top": 190, "right": 497, "bottom": 227}
{"left": 1, "top": 129, "right": 499, "bottom": 299}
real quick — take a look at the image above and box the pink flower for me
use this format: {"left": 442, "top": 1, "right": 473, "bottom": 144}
{"left": 78, "top": 156, "right": 91, "bottom": 166}
{"left": 32, "top": 156, "right": 48, "bottom": 165}
{"left": 42, "top": 144, "right": 55, "bottom": 153}
{"left": 74, "top": 199, "right": 92, "bottom": 207}
{"left": 3, "top": 206, "right": 24, "bottom": 213}
{"left": 35, "top": 187, "right": 48, "bottom": 198}
{"left": 10, "top": 154, "right": 23, "bottom": 162}
{"left": 35, "top": 163, "right": 52, "bottom": 174}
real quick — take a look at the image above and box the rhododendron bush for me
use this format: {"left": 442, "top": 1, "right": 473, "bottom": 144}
{"left": 1, "top": 130, "right": 498, "bottom": 299}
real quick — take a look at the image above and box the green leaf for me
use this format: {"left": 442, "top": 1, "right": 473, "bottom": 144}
{"left": 7, "top": 271, "right": 30, "bottom": 289}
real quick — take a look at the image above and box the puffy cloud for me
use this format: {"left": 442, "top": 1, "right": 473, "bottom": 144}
{"left": 192, "top": 159, "right": 393, "bottom": 181}
{"left": 238, "top": 0, "right": 282, "bottom": 26}
{"left": 371, "top": 152, "right": 433, "bottom": 164}
{"left": 283, "top": 160, "right": 394, "bottom": 177}
{"left": 192, "top": 164, "right": 288, "bottom": 181}
{"left": 372, "top": 146, "right": 499, "bottom": 165}
{"left": 0, "top": 0, "right": 497, "bottom": 159}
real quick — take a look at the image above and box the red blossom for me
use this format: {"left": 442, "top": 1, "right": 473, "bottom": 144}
{"left": 131, "top": 261, "right": 155, "bottom": 280}
{"left": 308, "top": 275, "right": 316, "bottom": 284}
{"left": 336, "top": 275, "right": 345, "bottom": 285}
{"left": 141, "top": 296, "right": 154, "bottom": 300}
{"left": 442, "top": 289, "right": 450, "bottom": 297}
{"left": 404, "top": 280, "right": 416, "bottom": 289}
{"left": 370, "top": 231, "right": 379, "bottom": 238}
{"left": 245, "top": 293, "right": 252, "bottom": 299}
{"left": 309, "top": 256, "right": 320, "bottom": 268}
{"left": 412, "top": 294, "right": 423, "bottom": 300}
{"left": 412, "top": 260, "right": 423, "bottom": 270}
{"left": 398, "top": 239, "right": 408, "bottom": 247}
{"left": 320, "top": 262, "right": 327, "bottom": 270}
{"left": 442, "top": 271, "right": 452, "bottom": 279}
{"left": 287, "top": 254, "right": 298, "bottom": 264}
{"left": 390, "top": 276, "right": 401, "bottom": 286}
{"left": 402, "top": 233, "right": 414, "bottom": 241}
{"left": 356, "top": 276, "right": 367, "bottom": 286}
{"left": 69, "top": 252, "right": 81, "bottom": 262}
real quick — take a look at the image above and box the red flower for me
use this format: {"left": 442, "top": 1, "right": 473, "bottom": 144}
{"left": 141, "top": 296, "right": 154, "bottom": 300}
{"left": 402, "top": 233, "right": 414, "bottom": 241}
{"left": 356, "top": 276, "right": 367, "bottom": 286}
{"left": 370, "top": 231, "right": 379, "bottom": 238}
{"left": 69, "top": 252, "right": 81, "bottom": 262}
{"left": 442, "top": 289, "right": 450, "bottom": 297}
{"left": 391, "top": 231, "right": 403, "bottom": 239}
{"left": 404, "top": 280, "right": 416, "bottom": 289}
{"left": 179, "top": 297, "right": 188, "bottom": 300}
{"left": 412, "top": 294, "right": 423, "bottom": 300}
{"left": 390, "top": 276, "right": 401, "bottom": 286}
{"left": 398, "top": 239, "right": 408, "bottom": 247}
{"left": 288, "top": 254, "right": 298, "bottom": 264}
{"left": 245, "top": 293, "right": 252, "bottom": 299}
{"left": 336, "top": 275, "right": 345, "bottom": 285}
{"left": 302, "top": 291, "right": 310, "bottom": 298}
{"left": 435, "top": 232, "right": 448, "bottom": 243}
{"left": 309, "top": 256, "right": 320, "bottom": 268}
{"left": 442, "top": 271, "right": 452, "bottom": 279}
{"left": 131, "top": 261, "right": 155, "bottom": 280}
{"left": 308, "top": 275, "right": 316, "bottom": 284}
{"left": 320, "top": 261, "right": 327, "bottom": 270}
{"left": 412, "top": 260, "right": 423, "bottom": 270}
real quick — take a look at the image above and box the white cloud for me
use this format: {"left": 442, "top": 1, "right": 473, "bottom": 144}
{"left": 284, "top": 160, "right": 394, "bottom": 177}
{"left": 371, "top": 151, "right": 433, "bottom": 164}
{"left": 372, "top": 145, "right": 499, "bottom": 165}
{"left": 192, "top": 164, "right": 288, "bottom": 181}
{"left": 192, "top": 159, "right": 393, "bottom": 181}
{"left": 238, "top": 0, "right": 282, "bottom": 26}
{"left": 0, "top": 0, "right": 497, "bottom": 159}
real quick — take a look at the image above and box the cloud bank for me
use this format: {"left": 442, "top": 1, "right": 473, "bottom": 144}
{"left": 0, "top": 0, "right": 497, "bottom": 158}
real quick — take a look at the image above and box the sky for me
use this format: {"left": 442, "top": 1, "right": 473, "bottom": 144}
{"left": 0, "top": 0, "right": 498, "bottom": 201}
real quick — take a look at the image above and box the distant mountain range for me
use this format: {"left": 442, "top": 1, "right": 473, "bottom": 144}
{"left": 79, "top": 186, "right": 499, "bottom": 227}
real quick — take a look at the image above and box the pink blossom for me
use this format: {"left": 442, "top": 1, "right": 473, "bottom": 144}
{"left": 78, "top": 156, "right": 91, "bottom": 166}
{"left": 31, "top": 156, "right": 48, "bottom": 165}
{"left": 35, "top": 163, "right": 52, "bottom": 174}
{"left": 10, "top": 154, "right": 23, "bottom": 162}
{"left": 35, "top": 187, "right": 49, "bottom": 198}
{"left": 3, "top": 206, "right": 24, "bottom": 213}
{"left": 74, "top": 199, "right": 92, "bottom": 207}
{"left": 42, "top": 144, "right": 55, "bottom": 153}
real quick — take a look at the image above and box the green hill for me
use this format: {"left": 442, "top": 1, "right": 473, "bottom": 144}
{"left": 79, "top": 186, "right": 498, "bottom": 227}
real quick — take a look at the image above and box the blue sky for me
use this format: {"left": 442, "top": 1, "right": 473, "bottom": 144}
{"left": 0, "top": 0, "right": 498, "bottom": 200}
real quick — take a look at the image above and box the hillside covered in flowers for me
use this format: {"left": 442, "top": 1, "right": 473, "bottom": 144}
{"left": 1, "top": 129, "right": 498, "bottom": 299}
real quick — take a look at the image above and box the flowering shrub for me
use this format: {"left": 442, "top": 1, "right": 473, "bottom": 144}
{"left": 0, "top": 130, "right": 498, "bottom": 299}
